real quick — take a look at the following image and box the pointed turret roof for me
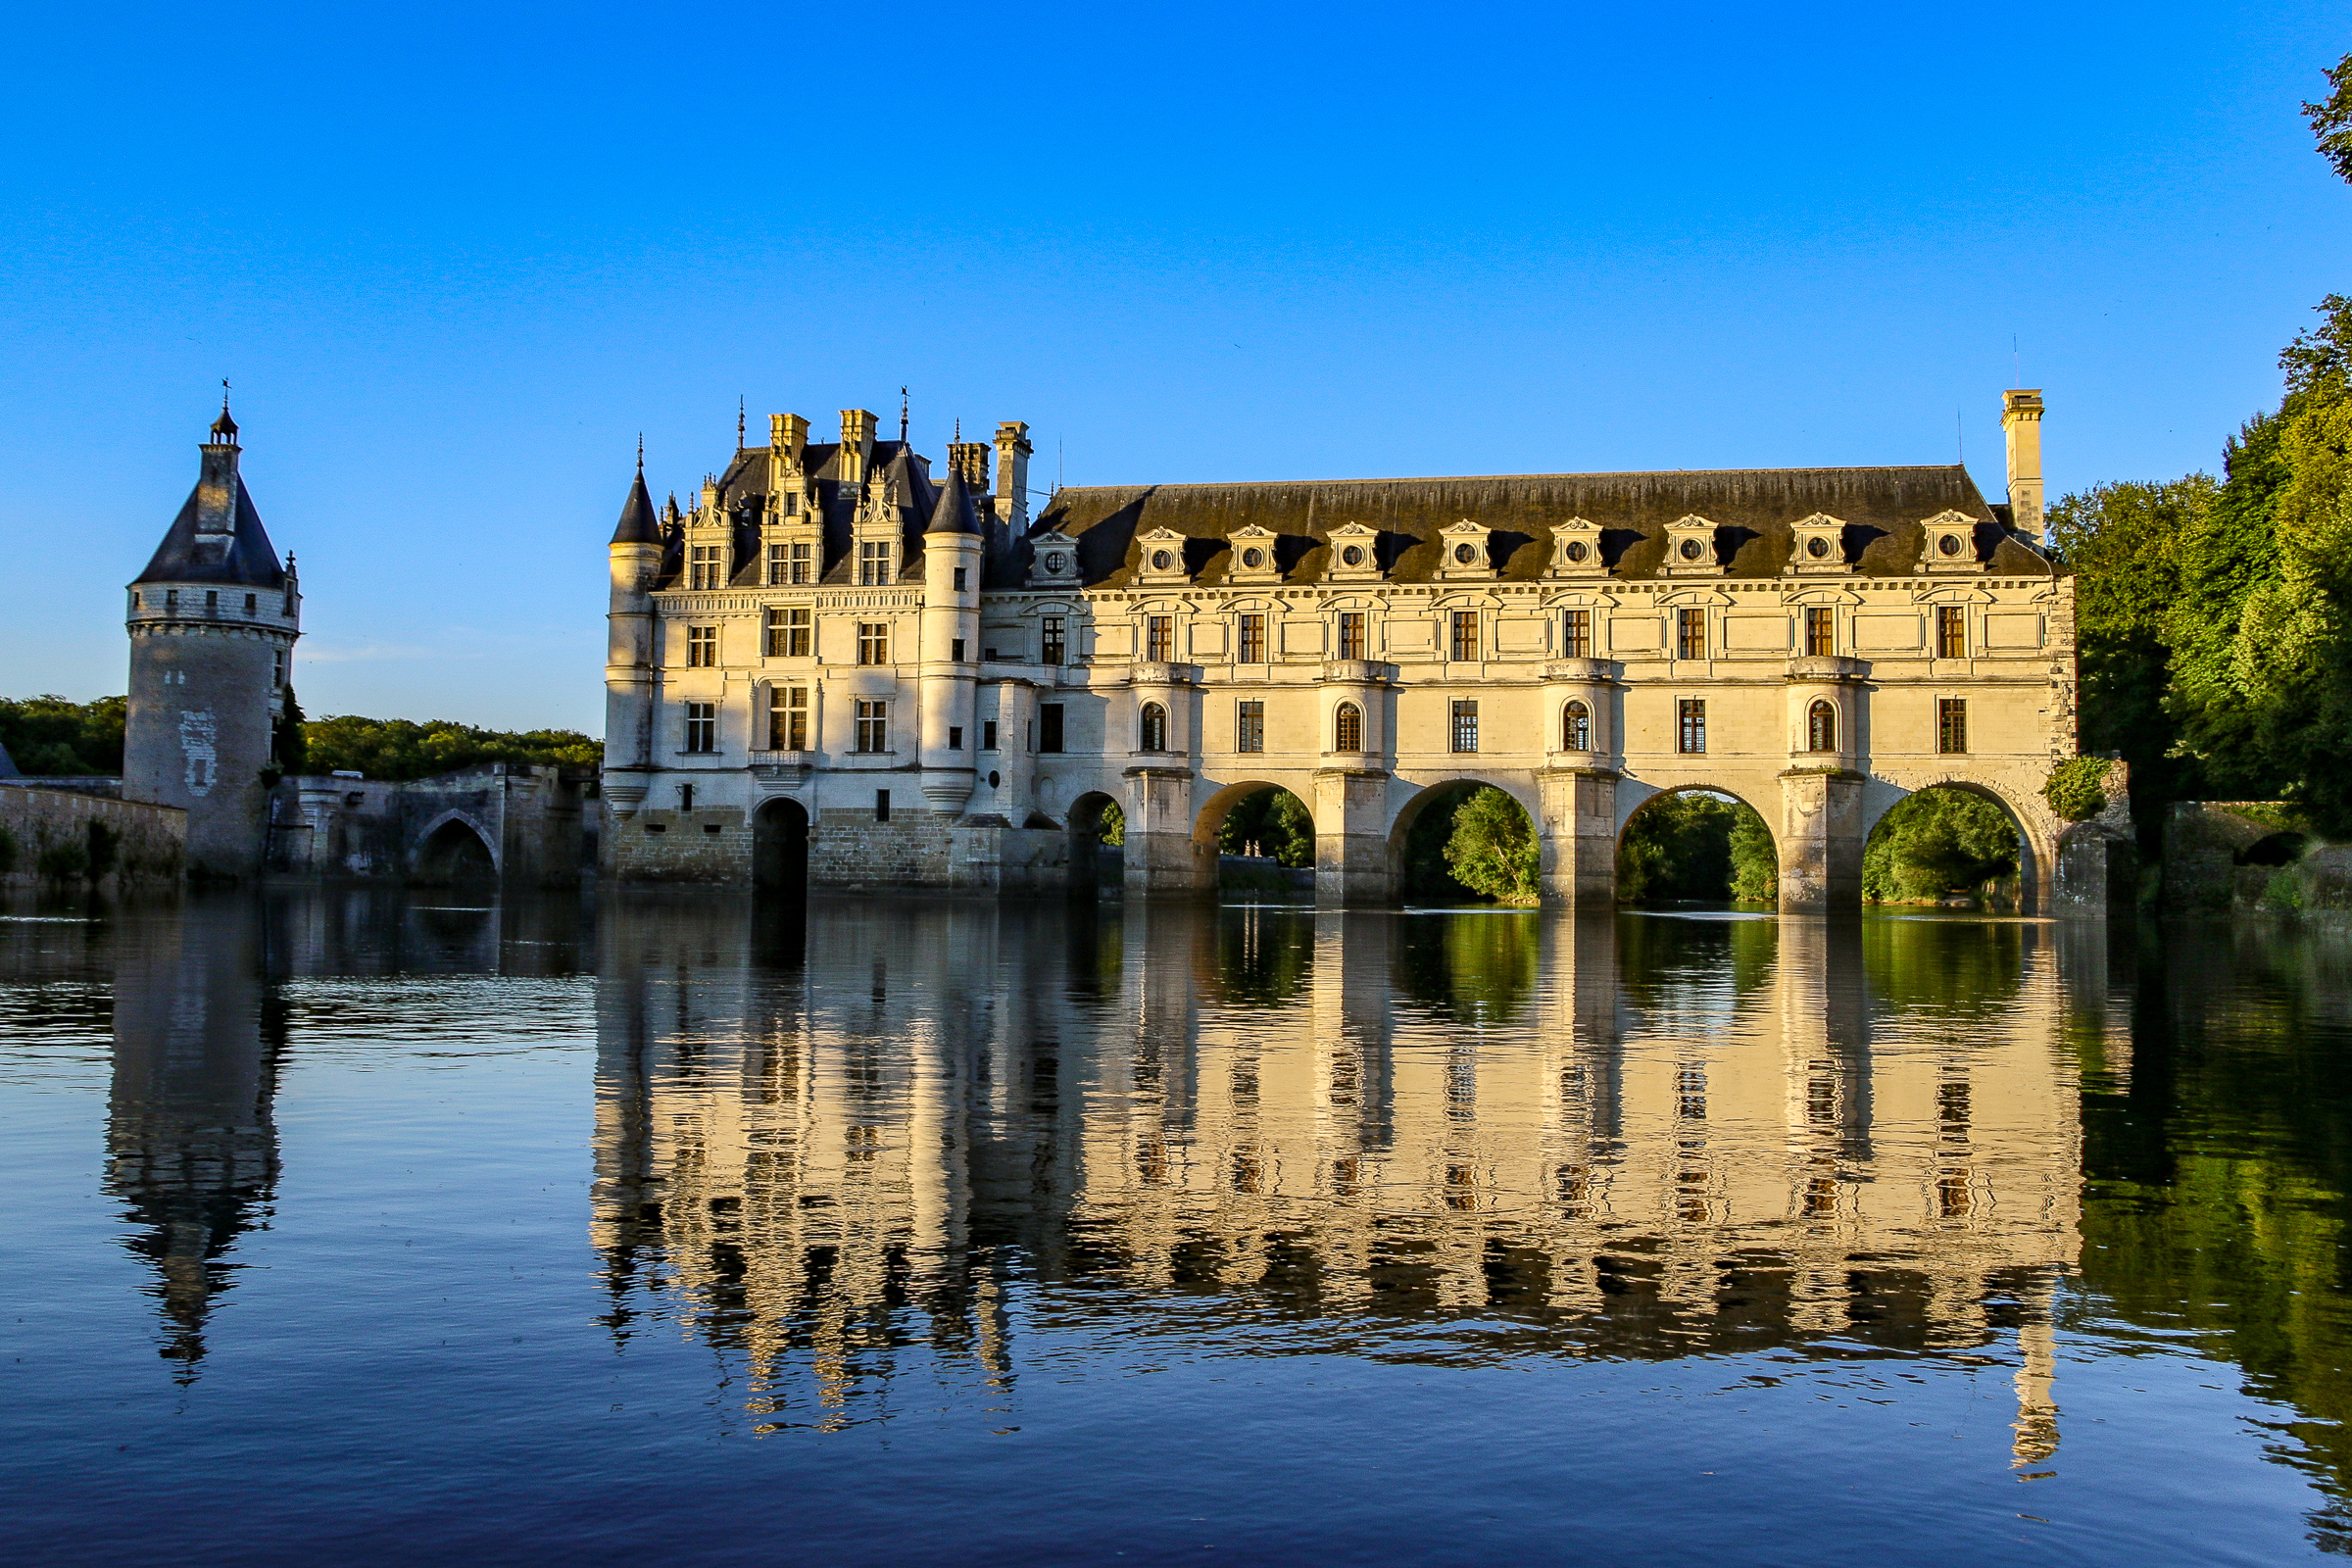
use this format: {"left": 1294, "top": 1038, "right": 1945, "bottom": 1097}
{"left": 130, "top": 416, "right": 286, "bottom": 588}
{"left": 612, "top": 467, "right": 660, "bottom": 545}
{"left": 927, "top": 464, "right": 984, "bottom": 536}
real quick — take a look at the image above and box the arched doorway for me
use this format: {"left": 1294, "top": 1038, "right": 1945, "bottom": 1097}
{"left": 1616, "top": 787, "right": 1777, "bottom": 906}
{"left": 414, "top": 817, "right": 497, "bottom": 885}
{"left": 1860, "top": 784, "right": 2024, "bottom": 911}
{"left": 1067, "top": 791, "right": 1124, "bottom": 897}
{"left": 1193, "top": 780, "right": 1314, "bottom": 893}
{"left": 1387, "top": 778, "right": 1540, "bottom": 904}
{"left": 753, "top": 798, "right": 809, "bottom": 900}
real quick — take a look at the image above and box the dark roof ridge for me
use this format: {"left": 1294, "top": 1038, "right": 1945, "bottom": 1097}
{"left": 1053, "top": 463, "right": 1972, "bottom": 495}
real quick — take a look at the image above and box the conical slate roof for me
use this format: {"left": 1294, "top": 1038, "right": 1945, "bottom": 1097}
{"left": 612, "top": 469, "right": 660, "bottom": 545}
{"left": 131, "top": 444, "right": 286, "bottom": 589}
{"left": 926, "top": 465, "right": 983, "bottom": 536}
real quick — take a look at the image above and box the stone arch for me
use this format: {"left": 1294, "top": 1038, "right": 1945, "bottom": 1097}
{"left": 753, "top": 796, "right": 808, "bottom": 899}
{"left": 1859, "top": 776, "right": 2054, "bottom": 914}
{"left": 1194, "top": 778, "right": 1315, "bottom": 857}
{"left": 412, "top": 811, "right": 498, "bottom": 884}
{"left": 1384, "top": 774, "right": 1541, "bottom": 894}
{"left": 1613, "top": 781, "right": 1781, "bottom": 904}
{"left": 1067, "top": 789, "right": 1125, "bottom": 895}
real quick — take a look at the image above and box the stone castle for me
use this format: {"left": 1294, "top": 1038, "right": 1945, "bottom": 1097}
{"left": 602, "top": 389, "right": 2128, "bottom": 910}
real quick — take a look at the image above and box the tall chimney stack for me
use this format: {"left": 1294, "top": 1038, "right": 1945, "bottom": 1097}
{"left": 993, "top": 420, "right": 1033, "bottom": 533}
{"left": 2002, "top": 389, "right": 2044, "bottom": 541}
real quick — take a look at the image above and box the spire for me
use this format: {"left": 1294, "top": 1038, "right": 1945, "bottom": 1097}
{"left": 209, "top": 379, "right": 238, "bottom": 446}
{"left": 900, "top": 386, "right": 909, "bottom": 443}
{"left": 611, "top": 452, "right": 660, "bottom": 546}
{"left": 737, "top": 398, "right": 746, "bottom": 453}
{"left": 926, "top": 464, "right": 984, "bottom": 537}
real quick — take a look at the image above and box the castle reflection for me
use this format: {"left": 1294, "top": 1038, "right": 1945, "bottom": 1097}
{"left": 589, "top": 899, "right": 2082, "bottom": 1453}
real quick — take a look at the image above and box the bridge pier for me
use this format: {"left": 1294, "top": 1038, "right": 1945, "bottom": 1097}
{"left": 1778, "top": 768, "right": 1867, "bottom": 913}
{"left": 1539, "top": 766, "right": 1620, "bottom": 910}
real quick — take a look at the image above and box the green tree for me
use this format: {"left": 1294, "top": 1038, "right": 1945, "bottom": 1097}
{"left": 0, "top": 695, "right": 125, "bottom": 775}
{"left": 1617, "top": 792, "right": 1772, "bottom": 903}
{"left": 1216, "top": 787, "right": 1312, "bottom": 867}
{"left": 1444, "top": 785, "right": 1539, "bottom": 903}
{"left": 301, "top": 715, "right": 601, "bottom": 781}
{"left": 1861, "top": 789, "right": 2019, "bottom": 903}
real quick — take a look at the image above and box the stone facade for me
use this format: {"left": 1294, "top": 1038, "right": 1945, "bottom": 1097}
{"left": 265, "top": 763, "right": 595, "bottom": 887}
{"left": 604, "top": 393, "right": 2113, "bottom": 911}
{"left": 0, "top": 782, "right": 186, "bottom": 891}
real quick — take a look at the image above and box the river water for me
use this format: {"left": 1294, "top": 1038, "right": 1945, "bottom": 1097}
{"left": 2, "top": 890, "right": 2348, "bottom": 1564}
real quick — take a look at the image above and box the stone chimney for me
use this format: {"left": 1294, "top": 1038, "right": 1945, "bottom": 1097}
{"left": 840, "top": 409, "right": 876, "bottom": 485}
{"left": 196, "top": 404, "right": 242, "bottom": 541}
{"left": 949, "top": 441, "right": 990, "bottom": 491}
{"left": 993, "top": 420, "right": 1032, "bottom": 532}
{"left": 770, "top": 413, "right": 808, "bottom": 475}
{"left": 2002, "top": 389, "right": 2044, "bottom": 541}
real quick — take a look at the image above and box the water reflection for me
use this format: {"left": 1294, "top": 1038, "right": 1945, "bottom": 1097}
{"left": 588, "top": 899, "right": 2079, "bottom": 1449}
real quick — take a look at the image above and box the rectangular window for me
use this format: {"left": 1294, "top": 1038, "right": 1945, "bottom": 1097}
{"left": 1146, "top": 615, "right": 1172, "bottom": 662}
{"left": 206, "top": 590, "right": 219, "bottom": 609}
{"left": 857, "top": 622, "right": 889, "bottom": 665}
{"left": 1449, "top": 700, "right": 1479, "bottom": 754}
{"left": 952, "top": 637, "right": 966, "bottom": 663}
{"left": 953, "top": 566, "right": 968, "bottom": 592}
{"left": 949, "top": 725, "right": 963, "bottom": 751}
{"left": 1937, "top": 698, "right": 1969, "bottom": 755}
{"left": 875, "top": 789, "right": 891, "bottom": 822}
{"left": 1937, "top": 606, "right": 1967, "bottom": 659}
{"left": 689, "top": 544, "right": 723, "bottom": 590}
{"left": 244, "top": 593, "right": 256, "bottom": 613}
{"left": 272, "top": 651, "right": 285, "bottom": 690}
{"left": 686, "top": 625, "right": 717, "bottom": 667}
{"left": 1042, "top": 615, "right": 1066, "bottom": 665}
{"left": 1237, "top": 700, "right": 1265, "bottom": 754}
{"left": 769, "top": 686, "right": 809, "bottom": 751}
{"left": 1040, "top": 703, "right": 1065, "bottom": 754}
{"left": 1805, "top": 607, "right": 1835, "bottom": 658}
{"left": 765, "top": 542, "right": 788, "bottom": 586}
{"left": 783, "top": 607, "right": 811, "bottom": 658}
{"left": 1677, "top": 608, "right": 1706, "bottom": 660}
{"left": 1678, "top": 699, "right": 1706, "bottom": 754}
{"left": 1337, "top": 612, "right": 1366, "bottom": 662}
{"left": 685, "top": 701, "right": 717, "bottom": 754}
{"left": 983, "top": 719, "right": 999, "bottom": 751}
{"left": 1237, "top": 613, "right": 1266, "bottom": 664}
{"left": 855, "top": 699, "right": 889, "bottom": 753}
{"left": 858, "top": 540, "right": 893, "bottom": 586}
{"left": 791, "top": 541, "right": 811, "bottom": 584}
{"left": 1449, "top": 612, "right": 1479, "bottom": 662}
{"left": 1562, "top": 610, "right": 1591, "bottom": 658}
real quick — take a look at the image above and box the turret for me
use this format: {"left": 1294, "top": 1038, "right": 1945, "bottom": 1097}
{"left": 122, "top": 401, "right": 300, "bottom": 880}
{"left": 602, "top": 448, "right": 663, "bottom": 821}
{"left": 916, "top": 466, "right": 986, "bottom": 814}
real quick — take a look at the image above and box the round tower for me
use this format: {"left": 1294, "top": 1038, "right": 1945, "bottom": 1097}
{"left": 601, "top": 446, "right": 664, "bottom": 823}
{"left": 917, "top": 465, "right": 985, "bottom": 813}
{"left": 123, "top": 403, "right": 301, "bottom": 880}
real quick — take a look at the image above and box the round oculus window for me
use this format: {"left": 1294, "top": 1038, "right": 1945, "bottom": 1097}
{"left": 1562, "top": 540, "right": 1590, "bottom": 563}
{"left": 1679, "top": 538, "right": 1705, "bottom": 561}
{"left": 1453, "top": 543, "right": 1478, "bottom": 564}
{"left": 988, "top": 770, "right": 1001, "bottom": 789}
{"left": 1044, "top": 551, "right": 1065, "bottom": 572}
{"left": 1152, "top": 549, "right": 1174, "bottom": 570}
{"left": 1807, "top": 536, "right": 1832, "bottom": 559}
{"left": 1937, "top": 533, "right": 1963, "bottom": 557}
{"left": 1341, "top": 545, "right": 1365, "bottom": 566}
{"left": 1242, "top": 547, "right": 1264, "bottom": 568}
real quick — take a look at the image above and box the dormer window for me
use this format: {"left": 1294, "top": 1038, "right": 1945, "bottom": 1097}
{"left": 1325, "top": 521, "right": 1383, "bottom": 583}
{"left": 1438, "top": 519, "right": 1494, "bottom": 580}
{"left": 858, "top": 540, "right": 894, "bottom": 585}
{"left": 1135, "top": 528, "right": 1192, "bottom": 585}
{"left": 1920, "top": 512, "right": 1984, "bottom": 574}
{"left": 1548, "top": 516, "right": 1607, "bottom": 578}
{"left": 1662, "top": 514, "right": 1724, "bottom": 577}
{"left": 1787, "top": 514, "right": 1851, "bottom": 576}
{"left": 1227, "top": 523, "right": 1282, "bottom": 584}
{"left": 1027, "top": 527, "right": 1082, "bottom": 589}
{"left": 689, "top": 545, "right": 723, "bottom": 590}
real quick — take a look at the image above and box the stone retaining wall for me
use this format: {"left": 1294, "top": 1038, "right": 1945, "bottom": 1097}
{"left": 0, "top": 782, "right": 185, "bottom": 891}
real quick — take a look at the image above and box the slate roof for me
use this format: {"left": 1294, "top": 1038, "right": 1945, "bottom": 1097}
{"left": 131, "top": 454, "right": 287, "bottom": 589}
{"left": 612, "top": 470, "right": 660, "bottom": 545}
{"left": 927, "top": 465, "right": 983, "bottom": 536}
{"left": 1029, "top": 465, "right": 2050, "bottom": 588}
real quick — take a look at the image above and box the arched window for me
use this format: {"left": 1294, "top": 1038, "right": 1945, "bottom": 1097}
{"left": 1807, "top": 699, "right": 1837, "bottom": 754}
{"left": 1334, "top": 702, "right": 1363, "bottom": 753}
{"left": 1562, "top": 700, "right": 1592, "bottom": 752}
{"left": 1140, "top": 702, "right": 1168, "bottom": 753}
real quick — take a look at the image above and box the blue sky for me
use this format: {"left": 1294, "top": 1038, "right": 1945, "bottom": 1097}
{"left": 3, "top": 1, "right": 2345, "bottom": 730}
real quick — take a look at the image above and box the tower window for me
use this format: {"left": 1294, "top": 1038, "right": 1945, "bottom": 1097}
{"left": 1139, "top": 702, "right": 1168, "bottom": 753}
{"left": 1677, "top": 608, "right": 1706, "bottom": 660}
{"left": 166, "top": 589, "right": 178, "bottom": 610}
{"left": 949, "top": 725, "right": 963, "bottom": 751}
{"left": 1562, "top": 700, "right": 1591, "bottom": 752}
{"left": 1562, "top": 610, "right": 1591, "bottom": 658}
{"left": 1334, "top": 701, "right": 1364, "bottom": 753}
{"left": 983, "top": 719, "right": 999, "bottom": 751}
{"left": 273, "top": 651, "right": 286, "bottom": 691}
{"left": 1237, "top": 700, "right": 1264, "bottom": 753}
{"left": 206, "top": 590, "right": 219, "bottom": 610}
{"left": 1337, "top": 612, "right": 1366, "bottom": 662}
{"left": 855, "top": 700, "right": 890, "bottom": 753}
{"left": 858, "top": 540, "right": 893, "bottom": 586}
{"left": 1042, "top": 615, "right": 1066, "bottom": 665}
{"left": 1039, "top": 704, "right": 1065, "bottom": 754}
{"left": 1146, "top": 615, "right": 1172, "bottom": 662}
{"left": 1449, "top": 612, "right": 1479, "bottom": 662}
{"left": 953, "top": 566, "right": 968, "bottom": 592}
{"left": 875, "top": 789, "right": 891, "bottom": 822}
{"left": 1808, "top": 700, "right": 1837, "bottom": 753}
{"left": 1679, "top": 699, "right": 1706, "bottom": 754}
{"left": 689, "top": 545, "right": 723, "bottom": 590}
{"left": 1805, "top": 607, "right": 1835, "bottom": 657}
{"left": 769, "top": 685, "right": 809, "bottom": 751}
{"left": 1937, "top": 698, "right": 1968, "bottom": 755}
{"left": 244, "top": 593, "right": 256, "bottom": 613}
{"left": 1937, "top": 606, "right": 1967, "bottom": 659}
{"left": 953, "top": 638, "right": 966, "bottom": 663}
{"left": 1449, "top": 699, "right": 1479, "bottom": 754}
{"left": 684, "top": 701, "right": 717, "bottom": 753}
{"left": 686, "top": 625, "right": 718, "bottom": 667}
{"left": 1237, "top": 613, "right": 1266, "bottom": 664}
{"left": 857, "top": 622, "right": 890, "bottom": 665}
